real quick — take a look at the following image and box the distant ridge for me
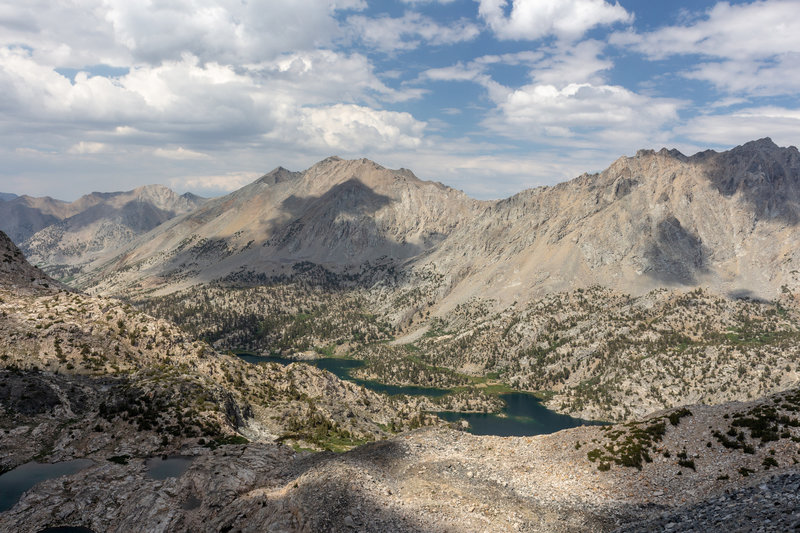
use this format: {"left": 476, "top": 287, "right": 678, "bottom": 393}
{"left": 5, "top": 185, "right": 207, "bottom": 281}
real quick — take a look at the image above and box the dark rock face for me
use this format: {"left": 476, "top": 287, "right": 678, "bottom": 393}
{"left": 644, "top": 216, "right": 709, "bottom": 285}
{"left": 0, "top": 370, "right": 62, "bottom": 415}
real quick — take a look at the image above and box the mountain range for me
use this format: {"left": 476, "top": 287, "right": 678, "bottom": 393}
{"left": 63, "top": 138, "right": 800, "bottom": 310}
{"left": 0, "top": 185, "right": 206, "bottom": 281}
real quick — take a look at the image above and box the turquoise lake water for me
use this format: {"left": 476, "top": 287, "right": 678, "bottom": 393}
{"left": 236, "top": 353, "right": 599, "bottom": 436}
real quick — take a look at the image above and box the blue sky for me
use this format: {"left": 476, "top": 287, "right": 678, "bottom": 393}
{"left": 1, "top": 0, "right": 799, "bottom": 200}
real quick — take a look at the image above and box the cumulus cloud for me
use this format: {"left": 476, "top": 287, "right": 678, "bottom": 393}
{"left": 421, "top": 38, "right": 661, "bottom": 154}
{"left": 294, "top": 104, "right": 426, "bottom": 151}
{"left": 478, "top": 0, "right": 632, "bottom": 41}
{"left": 0, "top": 0, "right": 361, "bottom": 69}
{"left": 0, "top": 44, "right": 423, "bottom": 158}
{"left": 347, "top": 12, "right": 480, "bottom": 52}
{"left": 487, "top": 82, "right": 680, "bottom": 152}
{"left": 101, "top": 0, "right": 351, "bottom": 65}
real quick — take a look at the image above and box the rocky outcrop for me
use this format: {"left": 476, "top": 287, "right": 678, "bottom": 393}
{"left": 0, "top": 230, "right": 61, "bottom": 292}
{"left": 0, "top": 235, "right": 436, "bottom": 478}
{"left": 421, "top": 138, "right": 800, "bottom": 308}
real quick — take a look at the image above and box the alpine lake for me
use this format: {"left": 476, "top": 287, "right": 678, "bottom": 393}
{"left": 235, "top": 352, "right": 601, "bottom": 437}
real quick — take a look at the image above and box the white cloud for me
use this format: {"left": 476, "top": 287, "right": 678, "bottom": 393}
{"left": 530, "top": 40, "right": 612, "bottom": 85}
{"left": 677, "top": 106, "right": 800, "bottom": 148}
{"left": 684, "top": 53, "right": 800, "bottom": 97}
{"left": 168, "top": 171, "right": 262, "bottom": 194}
{"left": 103, "top": 0, "right": 352, "bottom": 65}
{"left": 420, "top": 62, "right": 508, "bottom": 102}
{"left": 67, "top": 141, "right": 108, "bottom": 154}
{"left": 478, "top": 0, "right": 632, "bottom": 41}
{"left": 612, "top": 0, "right": 800, "bottom": 96}
{"left": 254, "top": 49, "right": 422, "bottom": 104}
{"left": 473, "top": 50, "right": 543, "bottom": 66}
{"left": 153, "top": 147, "right": 210, "bottom": 160}
{"left": 347, "top": 12, "right": 480, "bottom": 52}
{"left": 0, "top": 0, "right": 371, "bottom": 69}
{"left": 420, "top": 37, "right": 659, "bottom": 153}
{"left": 613, "top": 1, "right": 800, "bottom": 60}
{"left": 294, "top": 104, "right": 426, "bottom": 151}
{"left": 0, "top": 45, "right": 423, "bottom": 156}
{"left": 487, "top": 82, "right": 680, "bottom": 152}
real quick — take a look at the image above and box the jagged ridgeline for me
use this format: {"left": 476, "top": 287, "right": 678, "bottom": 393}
{"left": 0, "top": 185, "right": 208, "bottom": 283}
{"left": 75, "top": 138, "right": 800, "bottom": 303}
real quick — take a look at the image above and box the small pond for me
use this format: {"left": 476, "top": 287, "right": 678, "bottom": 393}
{"left": 0, "top": 459, "right": 93, "bottom": 512}
{"left": 236, "top": 352, "right": 601, "bottom": 436}
{"left": 145, "top": 456, "right": 194, "bottom": 480}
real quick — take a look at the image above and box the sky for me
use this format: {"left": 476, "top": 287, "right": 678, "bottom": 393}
{"left": 1, "top": 0, "right": 799, "bottom": 200}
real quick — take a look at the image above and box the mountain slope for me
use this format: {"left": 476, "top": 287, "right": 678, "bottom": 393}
{"left": 0, "top": 230, "right": 61, "bottom": 293}
{"left": 0, "top": 230, "right": 436, "bottom": 471}
{"left": 420, "top": 138, "right": 800, "bottom": 308}
{"left": 78, "top": 157, "right": 485, "bottom": 296}
{"left": 0, "top": 195, "right": 76, "bottom": 245}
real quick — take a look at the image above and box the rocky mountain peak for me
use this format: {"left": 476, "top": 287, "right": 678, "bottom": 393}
{"left": 738, "top": 137, "right": 779, "bottom": 151}
{"left": 256, "top": 166, "right": 302, "bottom": 186}
{"left": 298, "top": 156, "right": 426, "bottom": 197}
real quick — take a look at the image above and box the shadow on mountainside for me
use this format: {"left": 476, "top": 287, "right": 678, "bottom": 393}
{"left": 642, "top": 216, "right": 711, "bottom": 286}
{"left": 62, "top": 200, "right": 181, "bottom": 234}
{"left": 264, "top": 178, "right": 425, "bottom": 263}
{"left": 694, "top": 139, "right": 800, "bottom": 226}
{"left": 271, "top": 440, "right": 439, "bottom": 532}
